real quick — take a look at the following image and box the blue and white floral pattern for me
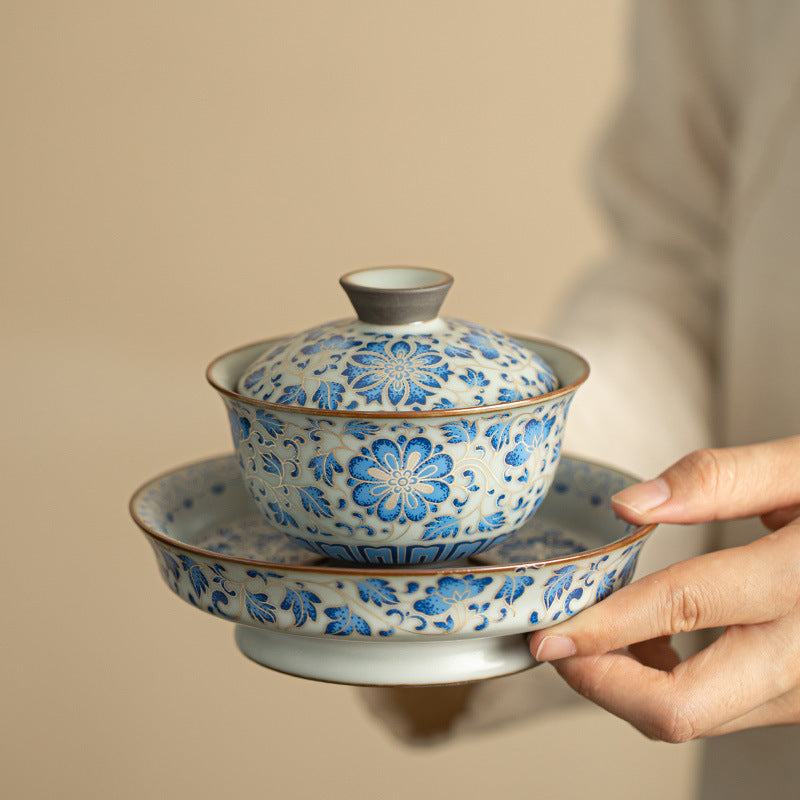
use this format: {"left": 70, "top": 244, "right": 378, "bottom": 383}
{"left": 236, "top": 318, "right": 559, "bottom": 412}
{"left": 131, "top": 454, "right": 652, "bottom": 641}
{"left": 348, "top": 436, "right": 454, "bottom": 523}
{"left": 223, "top": 393, "right": 571, "bottom": 564}
{"left": 341, "top": 340, "right": 454, "bottom": 408}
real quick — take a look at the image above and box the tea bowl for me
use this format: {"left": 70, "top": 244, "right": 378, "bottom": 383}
{"left": 207, "top": 334, "right": 588, "bottom": 565}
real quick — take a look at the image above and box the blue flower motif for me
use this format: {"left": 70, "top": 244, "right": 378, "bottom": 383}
{"left": 347, "top": 436, "right": 454, "bottom": 523}
{"left": 505, "top": 414, "right": 556, "bottom": 466}
{"left": 341, "top": 340, "right": 453, "bottom": 408}
{"left": 413, "top": 575, "right": 493, "bottom": 616}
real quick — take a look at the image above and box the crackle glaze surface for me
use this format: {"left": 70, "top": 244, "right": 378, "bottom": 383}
{"left": 236, "top": 317, "right": 559, "bottom": 412}
{"left": 131, "top": 454, "right": 653, "bottom": 644}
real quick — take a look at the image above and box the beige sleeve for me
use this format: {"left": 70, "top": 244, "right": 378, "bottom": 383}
{"left": 359, "top": 0, "right": 740, "bottom": 743}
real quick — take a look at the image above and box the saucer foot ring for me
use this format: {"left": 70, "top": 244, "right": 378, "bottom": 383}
{"left": 234, "top": 625, "right": 536, "bottom": 686}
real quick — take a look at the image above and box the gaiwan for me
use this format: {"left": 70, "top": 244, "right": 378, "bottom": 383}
{"left": 207, "top": 266, "right": 588, "bottom": 564}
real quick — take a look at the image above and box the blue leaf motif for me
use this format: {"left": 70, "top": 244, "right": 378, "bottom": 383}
{"left": 422, "top": 514, "right": 461, "bottom": 540}
{"left": 245, "top": 590, "right": 277, "bottom": 623}
{"left": 538, "top": 370, "right": 557, "bottom": 390}
{"left": 343, "top": 420, "right": 381, "bottom": 440}
{"left": 242, "top": 366, "right": 265, "bottom": 390}
{"left": 245, "top": 569, "right": 271, "bottom": 582}
{"left": 266, "top": 502, "right": 299, "bottom": 528}
{"left": 304, "top": 418, "right": 334, "bottom": 442}
{"left": 498, "top": 388, "right": 523, "bottom": 403}
{"left": 324, "top": 606, "right": 372, "bottom": 636}
{"left": 254, "top": 410, "right": 285, "bottom": 438}
{"left": 460, "top": 331, "right": 500, "bottom": 360}
{"left": 543, "top": 565, "right": 579, "bottom": 610}
{"left": 594, "top": 570, "right": 617, "bottom": 602}
{"left": 209, "top": 563, "right": 234, "bottom": 594}
{"left": 312, "top": 381, "right": 345, "bottom": 410}
{"left": 276, "top": 384, "right": 307, "bottom": 406}
{"left": 232, "top": 415, "right": 251, "bottom": 443}
{"left": 160, "top": 549, "right": 180, "bottom": 581}
{"left": 356, "top": 579, "right": 399, "bottom": 607}
{"left": 309, "top": 452, "right": 343, "bottom": 487}
{"left": 589, "top": 554, "right": 610, "bottom": 572}
{"left": 459, "top": 368, "right": 490, "bottom": 388}
{"left": 477, "top": 511, "right": 505, "bottom": 532}
{"left": 281, "top": 587, "right": 321, "bottom": 626}
{"left": 178, "top": 554, "right": 208, "bottom": 597}
{"left": 505, "top": 415, "right": 557, "bottom": 467}
{"left": 260, "top": 452, "right": 284, "bottom": 478}
{"left": 444, "top": 344, "right": 472, "bottom": 359}
{"left": 440, "top": 420, "right": 477, "bottom": 444}
{"left": 296, "top": 485, "right": 334, "bottom": 518}
{"left": 495, "top": 573, "right": 535, "bottom": 605}
{"left": 486, "top": 420, "right": 514, "bottom": 451}
{"left": 564, "top": 586, "right": 584, "bottom": 615}
{"left": 618, "top": 546, "right": 641, "bottom": 586}
{"left": 431, "top": 398, "right": 457, "bottom": 410}
{"left": 208, "top": 590, "right": 236, "bottom": 618}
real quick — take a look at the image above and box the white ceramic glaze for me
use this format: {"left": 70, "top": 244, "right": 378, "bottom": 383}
{"left": 130, "top": 453, "right": 655, "bottom": 686}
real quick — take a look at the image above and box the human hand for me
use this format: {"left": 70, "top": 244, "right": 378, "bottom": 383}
{"left": 528, "top": 436, "right": 800, "bottom": 741}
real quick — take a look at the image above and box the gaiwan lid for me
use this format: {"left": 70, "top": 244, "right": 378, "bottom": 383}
{"left": 237, "top": 266, "right": 559, "bottom": 413}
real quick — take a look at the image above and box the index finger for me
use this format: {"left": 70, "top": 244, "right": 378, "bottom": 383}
{"left": 610, "top": 436, "right": 800, "bottom": 525}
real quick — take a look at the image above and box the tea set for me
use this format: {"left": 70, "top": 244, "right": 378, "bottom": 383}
{"left": 129, "top": 266, "right": 656, "bottom": 685}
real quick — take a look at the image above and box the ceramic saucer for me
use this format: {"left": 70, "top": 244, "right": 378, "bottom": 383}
{"left": 130, "top": 454, "right": 655, "bottom": 686}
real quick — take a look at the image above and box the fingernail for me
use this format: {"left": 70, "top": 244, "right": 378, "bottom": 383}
{"left": 534, "top": 635, "right": 576, "bottom": 661}
{"left": 612, "top": 478, "right": 670, "bottom": 515}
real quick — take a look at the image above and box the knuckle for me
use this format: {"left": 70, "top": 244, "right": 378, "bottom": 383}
{"left": 647, "top": 701, "right": 698, "bottom": 743}
{"left": 660, "top": 567, "right": 707, "bottom": 632}
{"left": 669, "top": 583, "right": 702, "bottom": 632}
{"left": 679, "top": 448, "right": 732, "bottom": 505}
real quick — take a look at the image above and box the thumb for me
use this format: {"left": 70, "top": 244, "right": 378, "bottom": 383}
{"left": 610, "top": 436, "right": 800, "bottom": 525}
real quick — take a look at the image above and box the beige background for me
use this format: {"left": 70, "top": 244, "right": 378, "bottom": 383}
{"left": 3, "top": 2, "right": 702, "bottom": 798}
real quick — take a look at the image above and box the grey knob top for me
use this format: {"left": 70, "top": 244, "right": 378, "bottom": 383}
{"left": 339, "top": 266, "right": 454, "bottom": 325}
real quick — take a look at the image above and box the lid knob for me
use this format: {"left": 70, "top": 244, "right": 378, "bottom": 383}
{"left": 339, "top": 266, "right": 454, "bottom": 325}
